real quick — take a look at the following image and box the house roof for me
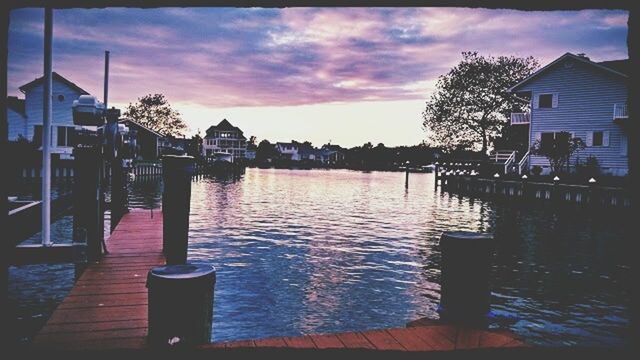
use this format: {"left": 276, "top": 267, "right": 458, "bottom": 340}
{"left": 119, "top": 118, "right": 165, "bottom": 138}
{"left": 204, "top": 119, "right": 246, "bottom": 139}
{"left": 598, "top": 59, "right": 629, "bottom": 75}
{"left": 7, "top": 96, "right": 26, "bottom": 116}
{"left": 19, "top": 72, "right": 90, "bottom": 95}
{"left": 508, "top": 53, "right": 628, "bottom": 93}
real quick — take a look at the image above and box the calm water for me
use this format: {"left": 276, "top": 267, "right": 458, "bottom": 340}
{"left": 8, "top": 168, "right": 631, "bottom": 347}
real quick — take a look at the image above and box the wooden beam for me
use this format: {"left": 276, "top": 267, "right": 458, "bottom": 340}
{"left": 10, "top": 243, "right": 85, "bottom": 265}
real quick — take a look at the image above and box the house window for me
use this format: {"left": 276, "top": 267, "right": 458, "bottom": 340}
{"left": 57, "top": 126, "right": 75, "bottom": 147}
{"left": 33, "top": 125, "right": 43, "bottom": 147}
{"left": 539, "top": 94, "right": 553, "bottom": 108}
{"left": 592, "top": 131, "right": 603, "bottom": 146}
{"left": 540, "top": 132, "right": 555, "bottom": 151}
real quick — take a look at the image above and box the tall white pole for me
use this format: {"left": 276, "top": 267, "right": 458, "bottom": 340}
{"left": 42, "top": 8, "right": 53, "bottom": 246}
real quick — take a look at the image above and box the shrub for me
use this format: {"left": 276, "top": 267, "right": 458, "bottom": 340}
{"left": 576, "top": 155, "right": 600, "bottom": 179}
{"left": 531, "top": 165, "right": 543, "bottom": 176}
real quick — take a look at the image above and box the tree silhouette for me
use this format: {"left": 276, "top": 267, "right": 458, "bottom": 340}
{"left": 422, "top": 52, "right": 538, "bottom": 154}
{"left": 124, "top": 94, "right": 187, "bottom": 137}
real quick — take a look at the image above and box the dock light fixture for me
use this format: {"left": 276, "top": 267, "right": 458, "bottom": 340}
{"left": 588, "top": 177, "right": 597, "bottom": 184}
{"left": 522, "top": 174, "right": 528, "bottom": 179}
{"left": 553, "top": 176, "right": 560, "bottom": 182}
{"left": 494, "top": 173, "right": 500, "bottom": 178}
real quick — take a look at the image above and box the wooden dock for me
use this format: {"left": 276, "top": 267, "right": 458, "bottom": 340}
{"left": 32, "top": 209, "right": 163, "bottom": 350}
{"left": 31, "top": 209, "right": 528, "bottom": 352}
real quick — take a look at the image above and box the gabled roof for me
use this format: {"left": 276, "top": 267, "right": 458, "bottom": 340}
{"left": 119, "top": 118, "right": 165, "bottom": 138}
{"left": 7, "top": 96, "right": 26, "bottom": 116}
{"left": 19, "top": 72, "right": 90, "bottom": 95}
{"left": 509, "top": 53, "right": 628, "bottom": 93}
{"left": 276, "top": 142, "right": 298, "bottom": 148}
{"left": 204, "top": 119, "right": 246, "bottom": 139}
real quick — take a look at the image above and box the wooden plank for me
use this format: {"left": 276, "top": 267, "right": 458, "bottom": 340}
{"left": 46, "top": 304, "right": 147, "bottom": 324}
{"left": 309, "top": 334, "right": 345, "bottom": 349}
{"left": 361, "top": 329, "right": 405, "bottom": 351}
{"left": 455, "top": 327, "right": 482, "bottom": 349}
{"left": 225, "top": 340, "right": 256, "bottom": 348}
{"left": 410, "top": 326, "right": 456, "bottom": 351}
{"left": 336, "top": 332, "right": 375, "bottom": 349}
{"left": 478, "top": 331, "right": 522, "bottom": 348}
{"left": 253, "top": 337, "right": 288, "bottom": 348}
{"left": 34, "top": 327, "right": 147, "bottom": 344}
{"left": 38, "top": 319, "right": 148, "bottom": 334}
{"left": 386, "top": 327, "right": 434, "bottom": 351}
{"left": 57, "top": 293, "right": 148, "bottom": 309}
{"left": 283, "top": 335, "right": 316, "bottom": 349}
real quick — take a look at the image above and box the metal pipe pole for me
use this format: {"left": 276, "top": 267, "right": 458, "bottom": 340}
{"left": 42, "top": 8, "right": 53, "bottom": 247}
{"left": 103, "top": 50, "right": 109, "bottom": 109}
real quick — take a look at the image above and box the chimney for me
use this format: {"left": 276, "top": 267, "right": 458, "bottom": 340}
{"left": 576, "top": 53, "right": 590, "bottom": 61}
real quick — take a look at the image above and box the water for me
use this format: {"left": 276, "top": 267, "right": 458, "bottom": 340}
{"left": 8, "top": 169, "right": 631, "bottom": 347}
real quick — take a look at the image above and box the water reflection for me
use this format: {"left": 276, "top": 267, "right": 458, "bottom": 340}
{"left": 8, "top": 169, "right": 631, "bottom": 348}
{"left": 185, "top": 169, "right": 630, "bottom": 347}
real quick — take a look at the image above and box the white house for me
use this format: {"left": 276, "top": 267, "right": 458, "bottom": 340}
{"left": 7, "top": 72, "right": 90, "bottom": 160}
{"left": 202, "top": 119, "right": 247, "bottom": 162}
{"left": 509, "top": 53, "right": 629, "bottom": 176}
{"left": 276, "top": 142, "right": 301, "bottom": 161}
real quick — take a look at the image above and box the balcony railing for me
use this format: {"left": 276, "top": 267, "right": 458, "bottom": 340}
{"left": 510, "top": 112, "right": 530, "bottom": 125}
{"left": 613, "top": 103, "right": 628, "bottom": 119}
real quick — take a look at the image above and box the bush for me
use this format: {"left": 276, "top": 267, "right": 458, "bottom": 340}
{"left": 576, "top": 155, "right": 600, "bottom": 179}
{"left": 531, "top": 165, "right": 543, "bottom": 176}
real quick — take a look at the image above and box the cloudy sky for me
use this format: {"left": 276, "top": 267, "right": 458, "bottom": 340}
{"left": 8, "top": 7, "right": 628, "bottom": 147}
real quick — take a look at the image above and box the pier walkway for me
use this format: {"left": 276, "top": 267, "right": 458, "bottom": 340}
{"left": 32, "top": 209, "right": 527, "bottom": 352}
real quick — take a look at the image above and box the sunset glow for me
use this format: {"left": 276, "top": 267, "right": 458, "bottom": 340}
{"left": 8, "top": 7, "right": 628, "bottom": 147}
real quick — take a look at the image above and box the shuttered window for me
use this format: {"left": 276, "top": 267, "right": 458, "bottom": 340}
{"left": 587, "top": 131, "right": 610, "bottom": 147}
{"left": 534, "top": 93, "right": 558, "bottom": 109}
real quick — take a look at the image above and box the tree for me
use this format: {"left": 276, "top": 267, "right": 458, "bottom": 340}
{"left": 256, "top": 139, "right": 277, "bottom": 162}
{"left": 422, "top": 52, "right": 539, "bottom": 154}
{"left": 530, "top": 131, "right": 585, "bottom": 174}
{"left": 123, "top": 94, "right": 187, "bottom": 137}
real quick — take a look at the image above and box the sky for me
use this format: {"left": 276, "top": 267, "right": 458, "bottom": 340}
{"left": 8, "top": 7, "right": 628, "bottom": 148}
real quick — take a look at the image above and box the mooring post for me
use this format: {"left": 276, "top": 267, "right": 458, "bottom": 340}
{"left": 438, "top": 231, "right": 494, "bottom": 327}
{"left": 162, "top": 155, "right": 195, "bottom": 265}
{"left": 553, "top": 176, "right": 561, "bottom": 203}
{"left": 588, "top": 177, "right": 598, "bottom": 206}
{"left": 434, "top": 162, "right": 440, "bottom": 190}
{"left": 147, "top": 264, "right": 216, "bottom": 347}
{"left": 405, "top": 160, "right": 410, "bottom": 189}
{"left": 73, "top": 145, "right": 104, "bottom": 262}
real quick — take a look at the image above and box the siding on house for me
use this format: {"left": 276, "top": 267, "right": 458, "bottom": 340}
{"left": 514, "top": 56, "right": 628, "bottom": 176}
{"left": 8, "top": 107, "right": 27, "bottom": 140}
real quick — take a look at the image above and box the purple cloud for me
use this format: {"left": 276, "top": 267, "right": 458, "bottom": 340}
{"left": 8, "top": 7, "right": 628, "bottom": 108}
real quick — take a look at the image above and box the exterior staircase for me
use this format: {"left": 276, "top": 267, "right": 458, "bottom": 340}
{"left": 490, "top": 150, "right": 531, "bottom": 175}
{"left": 489, "top": 150, "right": 517, "bottom": 174}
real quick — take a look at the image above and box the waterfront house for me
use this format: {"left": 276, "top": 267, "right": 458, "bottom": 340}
{"left": 508, "top": 53, "right": 629, "bottom": 176}
{"left": 203, "top": 119, "right": 247, "bottom": 162}
{"left": 318, "top": 144, "right": 346, "bottom": 165}
{"left": 119, "top": 118, "right": 166, "bottom": 161}
{"left": 276, "top": 142, "right": 301, "bottom": 161}
{"left": 7, "top": 72, "right": 90, "bottom": 160}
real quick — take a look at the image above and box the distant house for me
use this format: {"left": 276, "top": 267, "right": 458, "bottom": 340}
{"left": 276, "top": 142, "right": 300, "bottom": 160}
{"left": 203, "top": 119, "right": 247, "bottom": 162}
{"left": 7, "top": 72, "right": 90, "bottom": 160}
{"left": 508, "top": 53, "right": 629, "bottom": 176}
{"left": 119, "top": 118, "right": 166, "bottom": 161}
{"left": 318, "top": 144, "right": 345, "bottom": 164}
{"left": 245, "top": 149, "right": 256, "bottom": 160}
